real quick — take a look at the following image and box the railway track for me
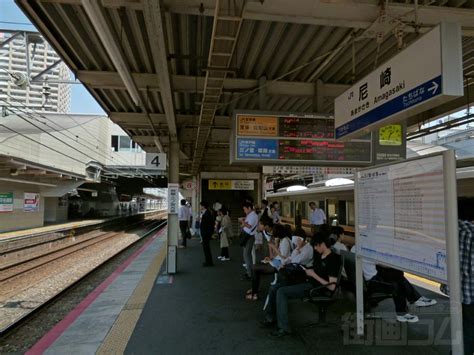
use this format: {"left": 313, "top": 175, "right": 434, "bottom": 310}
{"left": 0, "top": 218, "right": 167, "bottom": 335}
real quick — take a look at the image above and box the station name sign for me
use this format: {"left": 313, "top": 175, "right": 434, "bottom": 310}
{"left": 230, "top": 111, "right": 372, "bottom": 166}
{"left": 335, "top": 23, "right": 463, "bottom": 139}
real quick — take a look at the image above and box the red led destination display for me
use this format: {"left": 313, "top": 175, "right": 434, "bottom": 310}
{"left": 279, "top": 139, "right": 371, "bottom": 162}
{"left": 231, "top": 111, "right": 373, "bottom": 166}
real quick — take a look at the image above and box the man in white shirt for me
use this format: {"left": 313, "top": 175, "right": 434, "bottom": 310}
{"left": 178, "top": 199, "right": 191, "bottom": 248}
{"left": 241, "top": 202, "right": 259, "bottom": 279}
{"left": 309, "top": 202, "right": 326, "bottom": 234}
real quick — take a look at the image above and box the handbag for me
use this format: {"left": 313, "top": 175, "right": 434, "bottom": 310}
{"left": 277, "top": 263, "right": 307, "bottom": 286}
{"left": 239, "top": 224, "right": 257, "bottom": 247}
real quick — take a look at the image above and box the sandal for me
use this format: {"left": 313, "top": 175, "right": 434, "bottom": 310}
{"left": 245, "top": 293, "right": 258, "bottom": 301}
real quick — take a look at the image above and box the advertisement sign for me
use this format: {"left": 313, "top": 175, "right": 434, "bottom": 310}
{"left": 24, "top": 193, "right": 40, "bottom": 212}
{"left": 0, "top": 192, "right": 13, "bottom": 212}
{"left": 335, "top": 23, "right": 463, "bottom": 139}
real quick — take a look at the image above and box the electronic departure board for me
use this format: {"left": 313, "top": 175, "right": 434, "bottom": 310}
{"left": 279, "top": 140, "right": 371, "bottom": 162}
{"left": 279, "top": 117, "right": 334, "bottom": 139}
{"left": 230, "top": 110, "right": 373, "bottom": 166}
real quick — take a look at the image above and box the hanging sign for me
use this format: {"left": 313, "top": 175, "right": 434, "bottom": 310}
{"left": 208, "top": 180, "right": 255, "bottom": 190}
{"left": 335, "top": 23, "right": 463, "bottom": 139}
{"left": 145, "top": 153, "right": 167, "bottom": 170}
{"left": 230, "top": 111, "right": 373, "bottom": 166}
{"left": 167, "top": 183, "right": 179, "bottom": 214}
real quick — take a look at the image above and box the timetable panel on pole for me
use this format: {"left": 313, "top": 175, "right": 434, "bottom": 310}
{"left": 355, "top": 153, "right": 449, "bottom": 282}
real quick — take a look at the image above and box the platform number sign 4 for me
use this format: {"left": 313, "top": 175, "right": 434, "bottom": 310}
{"left": 145, "top": 153, "right": 166, "bottom": 170}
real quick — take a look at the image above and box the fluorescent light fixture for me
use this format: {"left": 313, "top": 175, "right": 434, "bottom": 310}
{"left": 325, "top": 178, "right": 354, "bottom": 187}
{"left": 286, "top": 185, "right": 307, "bottom": 192}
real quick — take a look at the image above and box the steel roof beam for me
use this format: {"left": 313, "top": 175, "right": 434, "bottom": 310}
{"left": 142, "top": 0, "right": 178, "bottom": 141}
{"left": 38, "top": 0, "right": 474, "bottom": 35}
{"left": 163, "top": 0, "right": 474, "bottom": 35}
{"left": 76, "top": 71, "right": 349, "bottom": 97}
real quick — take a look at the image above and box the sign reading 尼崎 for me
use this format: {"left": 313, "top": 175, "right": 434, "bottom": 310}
{"left": 0, "top": 192, "right": 14, "bottom": 212}
{"left": 24, "top": 192, "right": 40, "bottom": 212}
{"left": 335, "top": 23, "right": 463, "bottom": 139}
{"left": 208, "top": 180, "right": 254, "bottom": 190}
{"left": 230, "top": 111, "right": 373, "bottom": 166}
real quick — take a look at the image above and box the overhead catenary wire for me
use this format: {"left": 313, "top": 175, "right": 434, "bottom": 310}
{"left": 0, "top": 100, "right": 156, "bottom": 183}
{"left": 0, "top": 81, "right": 156, "bottom": 180}
{"left": 1, "top": 92, "right": 146, "bottom": 171}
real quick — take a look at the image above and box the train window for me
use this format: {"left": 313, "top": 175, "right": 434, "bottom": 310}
{"left": 338, "top": 200, "right": 347, "bottom": 225}
{"left": 282, "top": 201, "right": 291, "bottom": 218}
{"left": 328, "top": 200, "right": 337, "bottom": 220}
{"left": 347, "top": 201, "right": 355, "bottom": 225}
{"left": 300, "top": 202, "right": 306, "bottom": 221}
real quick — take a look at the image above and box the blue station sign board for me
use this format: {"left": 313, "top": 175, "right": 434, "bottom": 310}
{"left": 335, "top": 23, "right": 463, "bottom": 139}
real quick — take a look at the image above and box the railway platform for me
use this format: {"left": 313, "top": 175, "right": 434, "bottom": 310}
{"left": 27, "top": 238, "right": 451, "bottom": 355}
{"left": 0, "top": 209, "right": 166, "bottom": 241}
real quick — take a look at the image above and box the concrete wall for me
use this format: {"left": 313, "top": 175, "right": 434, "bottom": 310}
{"left": 0, "top": 182, "right": 44, "bottom": 233}
{"left": 0, "top": 114, "right": 110, "bottom": 176}
{"left": 44, "top": 197, "right": 68, "bottom": 223}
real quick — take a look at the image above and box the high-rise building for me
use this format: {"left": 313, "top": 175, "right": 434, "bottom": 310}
{"left": 0, "top": 30, "right": 71, "bottom": 113}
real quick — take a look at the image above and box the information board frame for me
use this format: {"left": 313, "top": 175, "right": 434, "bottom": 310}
{"left": 353, "top": 150, "right": 463, "bottom": 353}
{"left": 230, "top": 110, "right": 373, "bottom": 167}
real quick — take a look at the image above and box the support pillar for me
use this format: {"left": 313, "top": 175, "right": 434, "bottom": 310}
{"left": 313, "top": 79, "right": 324, "bottom": 113}
{"left": 258, "top": 76, "right": 267, "bottom": 110}
{"left": 167, "top": 140, "right": 179, "bottom": 274}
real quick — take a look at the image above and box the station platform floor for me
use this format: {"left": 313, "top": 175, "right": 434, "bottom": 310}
{"left": 27, "top": 233, "right": 452, "bottom": 355}
{"left": 0, "top": 219, "right": 109, "bottom": 240}
{"left": 0, "top": 209, "right": 165, "bottom": 240}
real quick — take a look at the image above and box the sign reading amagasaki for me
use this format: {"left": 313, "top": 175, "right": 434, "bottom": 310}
{"left": 335, "top": 23, "right": 463, "bottom": 139}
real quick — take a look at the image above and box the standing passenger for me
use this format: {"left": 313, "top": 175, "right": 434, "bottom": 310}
{"left": 241, "top": 202, "right": 259, "bottom": 280}
{"left": 218, "top": 209, "right": 232, "bottom": 261}
{"left": 178, "top": 199, "right": 190, "bottom": 249}
{"left": 309, "top": 202, "right": 326, "bottom": 234}
{"left": 271, "top": 203, "right": 281, "bottom": 224}
{"left": 200, "top": 201, "right": 215, "bottom": 267}
{"left": 442, "top": 197, "right": 474, "bottom": 354}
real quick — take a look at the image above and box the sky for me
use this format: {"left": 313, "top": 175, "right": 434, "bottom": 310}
{"left": 0, "top": 0, "right": 105, "bottom": 115}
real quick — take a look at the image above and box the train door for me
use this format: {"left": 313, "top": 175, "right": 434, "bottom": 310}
{"left": 326, "top": 199, "right": 338, "bottom": 225}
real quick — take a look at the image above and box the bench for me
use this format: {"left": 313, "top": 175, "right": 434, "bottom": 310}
{"left": 302, "top": 253, "right": 344, "bottom": 324}
{"left": 341, "top": 250, "right": 394, "bottom": 314}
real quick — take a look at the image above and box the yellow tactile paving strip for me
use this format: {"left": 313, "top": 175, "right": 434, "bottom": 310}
{"left": 0, "top": 219, "right": 108, "bottom": 239}
{"left": 96, "top": 241, "right": 168, "bottom": 354}
{"left": 405, "top": 272, "right": 444, "bottom": 295}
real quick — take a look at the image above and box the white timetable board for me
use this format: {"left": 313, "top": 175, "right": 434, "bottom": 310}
{"left": 355, "top": 154, "right": 448, "bottom": 282}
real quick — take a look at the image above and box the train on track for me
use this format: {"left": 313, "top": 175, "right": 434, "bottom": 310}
{"left": 266, "top": 158, "right": 474, "bottom": 247}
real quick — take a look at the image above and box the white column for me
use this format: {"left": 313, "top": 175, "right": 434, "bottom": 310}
{"left": 167, "top": 140, "right": 179, "bottom": 274}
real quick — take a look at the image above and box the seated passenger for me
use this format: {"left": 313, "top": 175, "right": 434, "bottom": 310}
{"left": 350, "top": 246, "right": 437, "bottom": 323}
{"left": 281, "top": 228, "right": 313, "bottom": 267}
{"left": 261, "top": 233, "right": 341, "bottom": 337}
{"left": 330, "top": 226, "right": 348, "bottom": 253}
{"left": 246, "top": 223, "right": 290, "bottom": 301}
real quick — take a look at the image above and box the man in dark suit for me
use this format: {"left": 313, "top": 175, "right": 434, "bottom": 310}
{"left": 200, "top": 201, "right": 215, "bottom": 266}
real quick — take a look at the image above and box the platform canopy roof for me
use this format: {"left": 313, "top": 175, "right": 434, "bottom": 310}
{"left": 16, "top": 0, "right": 474, "bottom": 174}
